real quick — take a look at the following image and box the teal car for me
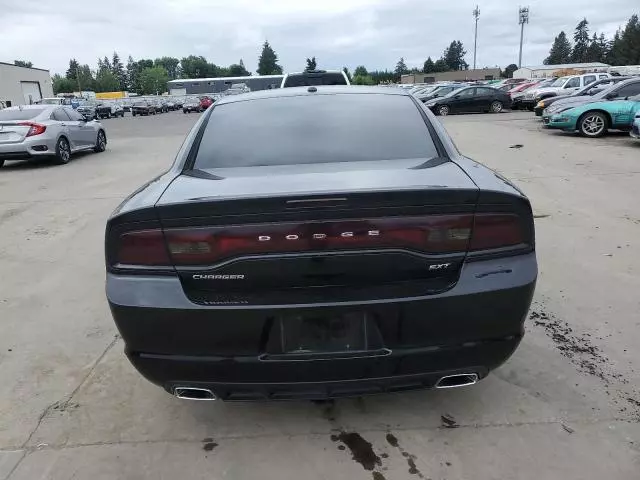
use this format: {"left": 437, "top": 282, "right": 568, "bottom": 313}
{"left": 543, "top": 94, "right": 640, "bottom": 137}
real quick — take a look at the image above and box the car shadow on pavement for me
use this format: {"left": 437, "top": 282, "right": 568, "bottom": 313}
{"left": 1, "top": 151, "right": 98, "bottom": 171}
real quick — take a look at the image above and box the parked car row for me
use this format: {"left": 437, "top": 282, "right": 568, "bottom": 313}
{"left": 538, "top": 76, "right": 640, "bottom": 140}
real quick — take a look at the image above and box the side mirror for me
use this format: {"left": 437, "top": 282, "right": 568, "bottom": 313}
{"left": 605, "top": 92, "right": 617, "bottom": 100}
{"left": 454, "top": 94, "right": 461, "bottom": 99}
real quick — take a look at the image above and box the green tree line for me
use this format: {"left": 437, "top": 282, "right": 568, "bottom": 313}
{"left": 544, "top": 14, "right": 640, "bottom": 65}
{"left": 52, "top": 41, "right": 284, "bottom": 95}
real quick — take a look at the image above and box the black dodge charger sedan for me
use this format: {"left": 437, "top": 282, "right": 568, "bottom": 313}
{"left": 424, "top": 86, "right": 512, "bottom": 116}
{"left": 105, "top": 86, "right": 536, "bottom": 401}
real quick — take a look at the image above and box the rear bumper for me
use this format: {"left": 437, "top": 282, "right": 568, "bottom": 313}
{"left": 107, "top": 253, "right": 536, "bottom": 398}
{"left": 0, "top": 139, "right": 57, "bottom": 160}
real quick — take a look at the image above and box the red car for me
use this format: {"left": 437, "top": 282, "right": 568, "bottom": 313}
{"left": 199, "top": 96, "right": 214, "bottom": 110}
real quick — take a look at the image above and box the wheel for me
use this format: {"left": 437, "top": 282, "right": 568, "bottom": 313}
{"left": 437, "top": 105, "right": 450, "bottom": 116}
{"left": 0, "top": 159, "right": 4, "bottom": 168}
{"left": 53, "top": 137, "right": 71, "bottom": 165}
{"left": 490, "top": 101, "right": 503, "bottom": 113}
{"left": 94, "top": 130, "right": 107, "bottom": 153}
{"left": 578, "top": 112, "right": 608, "bottom": 137}
{"left": 132, "top": 112, "right": 136, "bottom": 116}
{"left": 183, "top": 109, "right": 187, "bottom": 114}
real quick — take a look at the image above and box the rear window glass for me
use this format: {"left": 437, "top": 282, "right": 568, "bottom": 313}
{"left": 284, "top": 73, "right": 347, "bottom": 87}
{"left": 0, "top": 108, "right": 46, "bottom": 120}
{"left": 194, "top": 94, "right": 438, "bottom": 169}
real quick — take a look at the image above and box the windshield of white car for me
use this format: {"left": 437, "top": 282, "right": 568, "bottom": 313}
{"left": 549, "top": 77, "right": 570, "bottom": 87}
{"left": 0, "top": 108, "right": 47, "bottom": 120}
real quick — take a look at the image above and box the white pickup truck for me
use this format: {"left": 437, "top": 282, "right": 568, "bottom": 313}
{"left": 524, "top": 73, "right": 612, "bottom": 104}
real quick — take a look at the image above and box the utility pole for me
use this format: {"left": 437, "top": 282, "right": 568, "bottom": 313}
{"left": 473, "top": 5, "right": 480, "bottom": 70}
{"left": 518, "top": 6, "right": 530, "bottom": 68}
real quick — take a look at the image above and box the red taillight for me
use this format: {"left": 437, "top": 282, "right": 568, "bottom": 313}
{"left": 112, "top": 214, "right": 529, "bottom": 268}
{"left": 162, "top": 215, "right": 475, "bottom": 266}
{"left": 18, "top": 122, "right": 47, "bottom": 137}
{"left": 115, "top": 229, "right": 171, "bottom": 266}
{"left": 469, "top": 214, "right": 526, "bottom": 251}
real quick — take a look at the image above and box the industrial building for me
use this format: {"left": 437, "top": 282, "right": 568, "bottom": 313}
{"left": 513, "top": 62, "right": 610, "bottom": 79}
{"left": 401, "top": 68, "right": 502, "bottom": 84}
{"left": 0, "top": 62, "right": 54, "bottom": 107}
{"left": 167, "top": 75, "right": 284, "bottom": 95}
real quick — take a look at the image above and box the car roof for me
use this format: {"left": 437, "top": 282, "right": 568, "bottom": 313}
{"left": 5, "top": 104, "right": 54, "bottom": 111}
{"left": 214, "top": 86, "right": 409, "bottom": 106}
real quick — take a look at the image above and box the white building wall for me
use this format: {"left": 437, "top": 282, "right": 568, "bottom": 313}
{"left": 0, "top": 63, "right": 54, "bottom": 107}
{"left": 513, "top": 68, "right": 533, "bottom": 79}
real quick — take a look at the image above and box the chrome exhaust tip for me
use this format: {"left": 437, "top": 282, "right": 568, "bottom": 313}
{"left": 435, "top": 373, "right": 479, "bottom": 389}
{"left": 173, "top": 387, "right": 216, "bottom": 401}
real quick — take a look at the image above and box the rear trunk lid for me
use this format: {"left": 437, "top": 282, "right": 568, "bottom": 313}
{"left": 0, "top": 122, "right": 31, "bottom": 144}
{"left": 155, "top": 159, "right": 480, "bottom": 304}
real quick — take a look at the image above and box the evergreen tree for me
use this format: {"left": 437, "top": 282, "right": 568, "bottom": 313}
{"left": 598, "top": 34, "right": 610, "bottom": 62}
{"left": 394, "top": 57, "right": 408, "bottom": 79}
{"left": 102, "top": 56, "right": 112, "bottom": 72}
{"left": 126, "top": 56, "right": 139, "bottom": 93}
{"left": 305, "top": 57, "right": 317, "bottom": 72}
{"left": 228, "top": 60, "right": 251, "bottom": 76}
{"left": 257, "top": 41, "right": 282, "bottom": 75}
{"left": 503, "top": 64, "right": 519, "bottom": 78}
{"left": 423, "top": 57, "right": 435, "bottom": 73}
{"left": 433, "top": 59, "right": 448, "bottom": 72}
{"left": 354, "top": 66, "right": 368, "bottom": 77}
{"left": 66, "top": 59, "right": 80, "bottom": 79}
{"left": 95, "top": 70, "right": 120, "bottom": 92}
{"left": 613, "top": 14, "right": 640, "bottom": 65}
{"left": 585, "top": 33, "right": 604, "bottom": 62}
{"left": 112, "top": 52, "right": 127, "bottom": 89}
{"left": 544, "top": 31, "right": 572, "bottom": 65}
{"left": 571, "top": 18, "right": 590, "bottom": 63}
{"left": 442, "top": 41, "right": 468, "bottom": 70}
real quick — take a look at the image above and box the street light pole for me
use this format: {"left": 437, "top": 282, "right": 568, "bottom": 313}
{"left": 518, "top": 6, "right": 530, "bottom": 68}
{"left": 473, "top": 6, "right": 480, "bottom": 70}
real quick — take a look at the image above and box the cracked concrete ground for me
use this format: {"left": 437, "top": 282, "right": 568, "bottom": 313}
{"left": 0, "top": 110, "right": 639, "bottom": 479}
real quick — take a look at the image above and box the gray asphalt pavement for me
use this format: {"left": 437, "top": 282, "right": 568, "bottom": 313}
{"left": 0, "top": 109, "right": 638, "bottom": 479}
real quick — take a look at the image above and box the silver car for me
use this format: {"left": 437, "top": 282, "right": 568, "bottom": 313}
{"left": 0, "top": 105, "right": 107, "bottom": 168}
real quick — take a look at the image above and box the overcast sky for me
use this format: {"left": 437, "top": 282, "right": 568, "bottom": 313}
{"left": 1, "top": 0, "right": 637, "bottom": 75}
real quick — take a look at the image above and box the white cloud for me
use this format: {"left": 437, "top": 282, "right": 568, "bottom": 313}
{"left": 0, "top": 0, "right": 637, "bottom": 75}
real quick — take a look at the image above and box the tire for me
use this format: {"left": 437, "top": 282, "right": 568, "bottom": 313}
{"left": 132, "top": 112, "right": 136, "bottom": 117}
{"left": 0, "top": 159, "right": 4, "bottom": 169}
{"left": 94, "top": 130, "right": 107, "bottom": 153}
{"left": 437, "top": 105, "right": 450, "bottom": 116}
{"left": 578, "top": 112, "right": 608, "bottom": 138}
{"left": 183, "top": 109, "right": 187, "bottom": 114}
{"left": 490, "top": 101, "right": 503, "bottom": 113}
{"left": 53, "top": 137, "right": 71, "bottom": 165}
